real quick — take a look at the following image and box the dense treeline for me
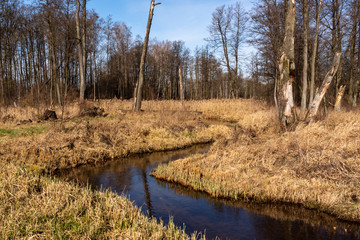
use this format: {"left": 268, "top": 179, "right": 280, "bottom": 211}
{"left": 0, "top": 0, "right": 359, "bottom": 108}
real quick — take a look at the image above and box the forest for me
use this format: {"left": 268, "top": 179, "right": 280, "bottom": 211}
{"left": 0, "top": 0, "right": 359, "bottom": 110}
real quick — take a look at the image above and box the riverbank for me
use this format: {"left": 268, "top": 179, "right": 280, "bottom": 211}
{"left": 1, "top": 99, "right": 250, "bottom": 239}
{"left": 152, "top": 109, "right": 360, "bottom": 222}
{"left": 0, "top": 100, "right": 233, "bottom": 173}
{"left": 0, "top": 161, "right": 203, "bottom": 239}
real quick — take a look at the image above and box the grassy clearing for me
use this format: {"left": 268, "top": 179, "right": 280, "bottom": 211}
{"left": 0, "top": 100, "right": 233, "bottom": 172}
{"left": 0, "top": 125, "right": 49, "bottom": 139}
{"left": 4, "top": 98, "right": 358, "bottom": 237}
{"left": 1, "top": 99, "right": 254, "bottom": 239}
{"left": 152, "top": 107, "right": 360, "bottom": 222}
{"left": 0, "top": 162, "right": 203, "bottom": 239}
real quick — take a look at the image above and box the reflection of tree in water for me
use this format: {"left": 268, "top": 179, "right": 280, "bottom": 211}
{"left": 155, "top": 179, "right": 360, "bottom": 240}
{"left": 141, "top": 166, "right": 153, "bottom": 218}
{"left": 58, "top": 144, "right": 210, "bottom": 214}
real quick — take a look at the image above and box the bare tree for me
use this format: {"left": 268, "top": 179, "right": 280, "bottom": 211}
{"left": 208, "top": 5, "right": 233, "bottom": 98}
{"left": 250, "top": 0, "right": 284, "bottom": 105}
{"left": 300, "top": 0, "right": 309, "bottom": 116}
{"left": 133, "top": 0, "right": 161, "bottom": 111}
{"left": 306, "top": 52, "right": 341, "bottom": 122}
{"left": 230, "top": 2, "right": 248, "bottom": 97}
{"left": 347, "top": 0, "right": 359, "bottom": 106}
{"left": 76, "top": 0, "right": 86, "bottom": 101}
{"left": 277, "top": 0, "right": 296, "bottom": 130}
{"left": 309, "top": 0, "right": 323, "bottom": 106}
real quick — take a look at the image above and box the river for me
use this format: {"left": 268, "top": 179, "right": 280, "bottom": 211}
{"left": 58, "top": 144, "right": 360, "bottom": 240}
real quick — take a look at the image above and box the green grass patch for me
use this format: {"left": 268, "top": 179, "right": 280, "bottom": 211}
{"left": 0, "top": 125, "right": 48, "bottom": 138}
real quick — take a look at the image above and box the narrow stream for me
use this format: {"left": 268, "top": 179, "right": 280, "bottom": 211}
{"left": 59, "top": 144, "right": 360, "bottom": 240}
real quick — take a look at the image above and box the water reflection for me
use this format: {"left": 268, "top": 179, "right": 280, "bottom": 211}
{"left": 59, "top": 145, "right": 360, "bottom": 240}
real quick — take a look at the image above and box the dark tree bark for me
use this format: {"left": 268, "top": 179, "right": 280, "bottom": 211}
{"left": 309, "top": 0, "right": 323, "bottom": 106}
{"left": 300, "top": 0, "right": 309, "bottom": 116}
{"left": 76, "top": 0, "right": 86, "bottom": 101}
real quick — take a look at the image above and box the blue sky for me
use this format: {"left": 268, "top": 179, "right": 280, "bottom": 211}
{"left": 88, "top": 0, "right": 254, "bottom": 53}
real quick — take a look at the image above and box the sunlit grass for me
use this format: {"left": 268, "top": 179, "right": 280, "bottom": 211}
{"left": 0, "top": 162, "right": 203, "bottom": 239}
{"left": 152, "top": 107, "right": 360, "bottom": 223}
{"left": 0, "top": 125, "right": 49, "bottom": 138}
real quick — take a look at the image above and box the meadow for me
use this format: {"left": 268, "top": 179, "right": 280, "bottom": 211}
{"left": 1, "top": 99, "right": 359, "bottom": 238}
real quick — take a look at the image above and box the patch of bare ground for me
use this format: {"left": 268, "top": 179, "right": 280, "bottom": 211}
{"left": 152, "top": 107, "right": 360, "bottom": 222}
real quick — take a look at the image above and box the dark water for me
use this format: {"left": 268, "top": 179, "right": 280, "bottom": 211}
{"left": 59, "top": 144, "right": 360, "bottom": 240}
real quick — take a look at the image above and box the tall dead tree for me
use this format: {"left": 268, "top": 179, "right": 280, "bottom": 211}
{"left": 305, "top": 52, "right": 341, "bottom": 122}
{"left": 133, "top": 0, "right": 161, "bottom": 111}
{"left": 277, "top": 0, "right": 296, "bottom": 130}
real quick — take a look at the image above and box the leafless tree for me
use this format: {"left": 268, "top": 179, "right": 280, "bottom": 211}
{"left": 76, "top": 0, "right": 86, "bottom": 101}
{"left": 133, "top": 0, "right": 161, "bottom": 111}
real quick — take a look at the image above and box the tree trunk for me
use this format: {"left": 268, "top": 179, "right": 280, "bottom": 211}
{"left": 305, "top": 52, "right": 341, "bottom": 123}
{"left": 179, "top": 66, "right": 184, "bottom": 101}
{"left": 76, "top": 0, "right": 86, "bottom": 101}
{"left": 309, "top": 0, "right": 323, "bottom": 105}
{"left": 0, "top": 44, "right": 4, "bottom": 105}
{"left": 348, "top": 0, "right": 358, "bottom": 106}
{"left": 300, "top": 0, "right": 309, "bottom": 117}
{"left": 277, "top": 0, "right": 296, "bottom": 130}
{"left": 334, "top": 85, "right": 345, "bottom": 111}
{"left": 82, "top": 0, "right": 86, "bottom": 91}
{"left": 355, "top": 4, "right": 360, "bottom": 107}
{"left": 93, "top": 48, "right": 96, "bottom": 101}
{"left": 133, "top": 0, "right": 160, "bottom": 111}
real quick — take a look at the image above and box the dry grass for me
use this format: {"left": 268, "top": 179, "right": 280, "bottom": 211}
{"left": 0, "top": 100, "right": 237, "bottom": 172}
{"left": 1, "top": 99, "right": 272, "bottom": 239}
{"left": 0, "top": 161, "right": 204, "bottom": 239}
{"left": 152, "top": 108, "right": 360, "bottom": 222}
{"left": 8, "top": 98, "right": 356, "bottom": 237}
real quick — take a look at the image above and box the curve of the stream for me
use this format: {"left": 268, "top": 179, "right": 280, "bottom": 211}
{"left": 59, "top": 144, "right": 360, "bottom": 240}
